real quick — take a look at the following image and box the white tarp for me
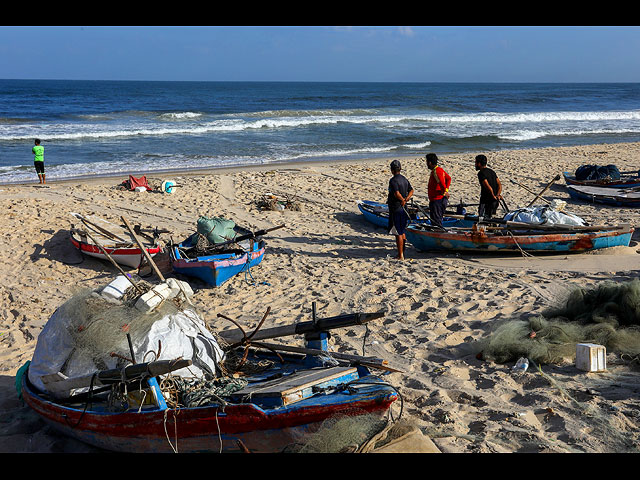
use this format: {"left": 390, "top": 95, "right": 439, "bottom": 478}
{"left": 28, "top": 284, "right": 225, "bottom": 394}
{"left": 503, "top": 204, "right": 586, "bottom": 227}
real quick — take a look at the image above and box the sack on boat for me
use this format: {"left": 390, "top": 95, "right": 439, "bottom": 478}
{"left": 27, "top": 287, "right": 225, "bottom": 395}
{"left": 503, "top": 205, "right": 586, "bottom": 226}
{"left": 196, "top": 216, "right": 237, "bottom": 245}
{"left": 575, "top": 164, "right": 621, "bottom": 181}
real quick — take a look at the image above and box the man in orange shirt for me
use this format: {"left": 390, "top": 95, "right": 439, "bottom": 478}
{"left": 425, "top": 153, "right": 451, "bottom": 228}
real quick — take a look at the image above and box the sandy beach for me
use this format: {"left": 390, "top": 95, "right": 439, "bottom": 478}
{"left": 1, "top": 141, "right": 640, "bottom": 453}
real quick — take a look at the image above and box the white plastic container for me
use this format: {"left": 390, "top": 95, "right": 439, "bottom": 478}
{"left": 135, "top": 283, "right": 173, "bottom": 313}
{"left": 101, "top": 275, "right": 132, "bottom": 301}
{"left": 134, "top": 186, "right": 147, "bottom": 192}
{"left": 576, "top": 343, "right": 606, "bottom": 372}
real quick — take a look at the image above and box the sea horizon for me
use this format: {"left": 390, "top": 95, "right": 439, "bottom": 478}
{"left": 2, "top": 79, "right": 639, "bottom": 184}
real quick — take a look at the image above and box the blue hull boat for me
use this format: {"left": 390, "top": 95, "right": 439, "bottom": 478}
{"left": 357, "top": 200, "right": 472, "bottom": 229}
{"left": 171, "top": 228, "right": 265, "bottom": 286}
{"left": 405, "top": 223, "right": 634, "bottom": 254}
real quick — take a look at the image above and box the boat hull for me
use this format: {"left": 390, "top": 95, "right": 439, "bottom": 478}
{"left": 171, "top": 238, "right": 265, "bottom": 286}
{"left": 357, "top": 200, "right": 471, "bottom": 229}
{"left": 567, "top": 185, "right": 640, "bottom": 208}
{"left": 70, "top": 232, "right": 160, "bottom": 268}
{"left": 21, "top": 371, "right": 396, "bottom": 453}
{"left": 563, "top": 172, "right": 640, "bottom": 189}
{"left": 405, "top": 225, "right": 634, "bottom": 253}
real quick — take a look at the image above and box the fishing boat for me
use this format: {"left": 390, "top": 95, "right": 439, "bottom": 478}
{"left": 171, "top": 224, "right": 284, "bottom": 286}
{"left": 567, "top": 185, "right": 640, "bottom": 208}
{"left": 19, "top": 285, "right": 399, "bottom": 453}
{"left": 357, "top": 200, "right": 471, "bottom": 229}
{"left": 405, "top": 218, "right": 634, "bottom": 254}
{"left": 69, "top": 213, "right": 161, "bottom": 268}
{"left": 563, "top": 171, "right": 640, "bottom": 188}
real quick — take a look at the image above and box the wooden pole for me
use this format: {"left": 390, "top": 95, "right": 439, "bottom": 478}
{"left": 526, "top": 174, "right": 561, "bottom": 208}
{"left": 509, "top": 179, "right": 552, "bottom": 205}
{"left": 121, "top": 216, "right": 165, "bottom": 282}
{"left": 252, "top": 341, "right": 402, "bottom": 373}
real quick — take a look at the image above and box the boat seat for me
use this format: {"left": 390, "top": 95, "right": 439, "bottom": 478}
{"left": 230, "top": 366, "right": 359, "bottom": 407}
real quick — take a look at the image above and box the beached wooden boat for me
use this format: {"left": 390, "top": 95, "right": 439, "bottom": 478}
{"left": 563, "top": 171, "right": 640, "bottom": 188}
{"left": 170, "top": 225, "right": 271, "bottom": 286}
{"left": 69, "top": 213, "right": 161, "bottom": 268}
{"left": 567, "top": 185, "right": 640, "bottom": 208}
{"left": 20, "top": 307, "right": 399, "bottom": 453}
{"left": 357, "top": 200, "right": 471, "bottom": 229}
{"left": 405, "top": 219, "right": 634, "bottom": 254}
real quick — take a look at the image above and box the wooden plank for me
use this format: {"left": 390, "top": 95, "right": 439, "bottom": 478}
{"left": 231, "top": 367, "right": 358, "bottom": 406}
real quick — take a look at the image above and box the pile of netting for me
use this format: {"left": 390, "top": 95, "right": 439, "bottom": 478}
{"left": 475, "top": 279, "right": 640, "bottom": 365}
{"left": 27, "top": 282, "right": 224, "bottom": 394}
{"left": 255, "top": 194, "right": 301, "bottom": 211}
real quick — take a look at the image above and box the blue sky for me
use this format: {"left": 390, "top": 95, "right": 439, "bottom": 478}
{"left": 1, "top": 26, "right": 639, "bottom": 82}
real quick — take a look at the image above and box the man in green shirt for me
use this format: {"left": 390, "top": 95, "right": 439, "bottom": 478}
{"left": 32, "top": 138, "right": 45, "bottom": 184}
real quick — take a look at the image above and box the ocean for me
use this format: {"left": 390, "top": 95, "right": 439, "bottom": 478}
{"left": 1, "top": 80, "right": 639, "bottom": 184}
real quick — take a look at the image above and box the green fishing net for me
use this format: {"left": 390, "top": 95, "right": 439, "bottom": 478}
{"left": 476, "top": 279, "right": 640, "bottom": 365}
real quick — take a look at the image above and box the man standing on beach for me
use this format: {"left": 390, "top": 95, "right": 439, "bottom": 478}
{"left": 387, "top": 160, "right": 414, "bottom": 260}
{"left": 32, "top": 138, "right": 45, "bottom": 184}
{"left": 475, "top": 154, "right": 502, "bottom": 218}
{"left": 426, "top": 153, "right": 451, "bottom": 228}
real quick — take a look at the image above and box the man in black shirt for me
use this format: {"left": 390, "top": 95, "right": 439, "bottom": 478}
{"left": 475, "top": 155, "right": 502, "bottom": 218}
{"left": 387, "top": 160, "right": 414, "bottom": 260}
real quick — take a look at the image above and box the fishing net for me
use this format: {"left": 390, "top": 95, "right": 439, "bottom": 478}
{"left": 255, "top": 194, "right": 301, "bottom": 211}
{"left": 28, "top": 283, "right": 225, "bottom": 393}
{"left": 476, "top": 279, "right": 640, "bottom": 365}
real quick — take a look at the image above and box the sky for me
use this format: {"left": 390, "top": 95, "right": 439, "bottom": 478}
{"left": 1, "top": 26, "right": 639, "bottom": 83}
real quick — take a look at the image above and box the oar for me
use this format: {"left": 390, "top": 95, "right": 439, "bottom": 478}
{"left": 72, "top": 212, "right": 127, "bottom": 242}
{"left": 526, "top": 174, "right": 561, "bottom": 208}
{"left": 509, "top": 179, "right": 552, "bottom": 205}
{"left": 121, "top": 216, "right": 165, "bottom": 282}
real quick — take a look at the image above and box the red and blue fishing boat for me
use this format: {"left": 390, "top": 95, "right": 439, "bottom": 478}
{"left": 18, "top": 306, "right": 399, "bottom": 453}
{"left": 405, "top": 218, "right": 634, "bottom": 254}
{"left": 170, "top": 224, "right": 282, "bottom": 286}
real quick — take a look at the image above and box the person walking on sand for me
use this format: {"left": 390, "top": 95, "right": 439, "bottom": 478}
{"left": 426, "top": 153, "right": 451, "bottom": 228}
{"left": 387, "top": 160, "right": 414, "bottom": 260}
{"left": 475, "top": 154, "right": 502, "bottom": 218}
{"left": 32, "top": 138, "right": 45, "bottom": 184}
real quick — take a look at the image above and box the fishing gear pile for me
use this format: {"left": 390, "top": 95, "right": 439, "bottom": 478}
{"left": 475, "top": 279, "right": 640, "bottom": 365}
{"left": 27, "top": 280, "right": 225, "bottom": 396}
{"left": 255, "top": 194, "right": 301, "bottom": 211}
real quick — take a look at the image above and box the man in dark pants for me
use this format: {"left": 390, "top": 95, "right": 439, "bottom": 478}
{"left": 387, "top": 160, "right": 414, "bottom": 260}
{"left": 426, "top": 153, "right": 451, "bottom": 228}
{"left": 475, "top": 154, "right": 502, "bottom": 218}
